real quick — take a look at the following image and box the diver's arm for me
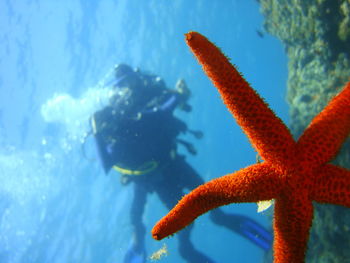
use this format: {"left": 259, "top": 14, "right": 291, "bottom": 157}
{"left": 147, "top": 88, "right": 190, "bottom": 114}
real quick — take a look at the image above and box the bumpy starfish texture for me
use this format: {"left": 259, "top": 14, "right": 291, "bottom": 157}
{"left": 152, "top": 31, "right": 350, "bottom": 263}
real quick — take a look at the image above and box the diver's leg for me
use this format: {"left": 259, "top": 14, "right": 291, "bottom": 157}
{"left": 177, "top": 226, "right": 216, "bottom": 263}
{"left": 210, "top": 209, "right": 273, "bottom": 251}
{"left": 124, "top": 182, "right": 147, "bottom": 263}
{"left": 156, "top": 157, "right": 216, "bottom": 263}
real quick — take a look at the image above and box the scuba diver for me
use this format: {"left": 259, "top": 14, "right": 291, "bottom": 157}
{"left": 91, "top": 64, "right": 273, "bottom": 263}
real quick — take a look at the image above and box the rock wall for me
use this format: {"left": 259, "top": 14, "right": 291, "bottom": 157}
{"left": 259, "top": 0, "right": 350, "bottom": 262}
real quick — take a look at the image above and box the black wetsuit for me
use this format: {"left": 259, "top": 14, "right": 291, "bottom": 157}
{"left": 92, "top": 67, "right": 272, "bottom": 263}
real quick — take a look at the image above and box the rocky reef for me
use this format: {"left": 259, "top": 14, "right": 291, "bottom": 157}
{"left": 259, "top": 0, "right": 350, "bottom": 262}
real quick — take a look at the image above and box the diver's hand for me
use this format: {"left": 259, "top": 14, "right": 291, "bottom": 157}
{"left": 175, "top": 79, "right": 192, "bottom": 112}
{"left": 189, "top": 129, "right": 203, "bottom": 139}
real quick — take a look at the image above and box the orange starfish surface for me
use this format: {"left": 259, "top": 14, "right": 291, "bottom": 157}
{"left": 152, "top": 31, "right": 350, "bottom": 263}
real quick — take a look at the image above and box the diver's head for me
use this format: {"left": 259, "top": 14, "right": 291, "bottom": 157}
{"left": 109, "top": 64, "right": 146, "bottom": 111}
{"left": 114, "top": 64, "right": 143, "bottom": 91}
{"left": 114, "top": 64, "right": 134, "bottom": 79}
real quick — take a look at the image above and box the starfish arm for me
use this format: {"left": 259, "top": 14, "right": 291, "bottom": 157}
{"left": 152, "top": 162, "right": 281, "bottom": 240}
{"left": 297, "top": 82, "right": 350, "bottom": 169}
{"left": 185, "top": 32, "right": 295, "bottom": 169}
{"left": 312, "top": 164, "right": 350, "bottom": 207}
{"left": 274, "top": 194, "right": 313, "bottom": 263}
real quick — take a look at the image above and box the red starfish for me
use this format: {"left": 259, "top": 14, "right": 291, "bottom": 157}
{"left": 151, "top": 31, "right": 350, "bottom": 263}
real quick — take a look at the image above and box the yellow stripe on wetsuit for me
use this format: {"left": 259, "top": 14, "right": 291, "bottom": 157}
{"left": 113, "top": 161, "right": 158, "bottom": 176}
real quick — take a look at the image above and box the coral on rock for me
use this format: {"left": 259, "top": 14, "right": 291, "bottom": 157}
{"left": 259, "top": 0, "right": 350, "bottom": 262}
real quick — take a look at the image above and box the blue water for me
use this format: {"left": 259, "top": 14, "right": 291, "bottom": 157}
{"left": 0, "top": 1, "right": 288, "bottom": 262}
